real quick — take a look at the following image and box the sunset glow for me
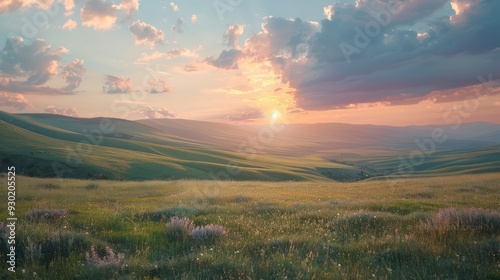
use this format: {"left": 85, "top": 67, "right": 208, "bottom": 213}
{"left": 0, "top": 0, "right": 498, "bottom": 126}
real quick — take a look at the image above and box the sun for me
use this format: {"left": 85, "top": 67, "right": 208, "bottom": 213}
{"left": 272, "top": 112, "right": 279, "bottom": 119}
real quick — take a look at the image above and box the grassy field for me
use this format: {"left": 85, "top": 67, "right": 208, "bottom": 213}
{"left": 1, "top": 173, "right": 499, "bottom": 279}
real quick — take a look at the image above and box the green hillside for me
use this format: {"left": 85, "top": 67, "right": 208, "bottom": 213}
{"left": 0, "top": 111, "right": 351, "bottom": 181}
{"left": 1, "top": 111, "right": 499, "bottom": 181}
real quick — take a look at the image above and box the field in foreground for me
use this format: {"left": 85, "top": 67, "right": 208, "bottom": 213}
{"left": 1, "top": 174, "right": 499, "bottom": 279}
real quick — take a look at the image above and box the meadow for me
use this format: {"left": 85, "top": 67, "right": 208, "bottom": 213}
{"left": 0, "top": 173, "right": 499, "bottom": 279}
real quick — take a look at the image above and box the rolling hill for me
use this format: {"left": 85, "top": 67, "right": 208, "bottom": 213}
{"left": 1, "top": 110, "right": 499, "bottom": 181}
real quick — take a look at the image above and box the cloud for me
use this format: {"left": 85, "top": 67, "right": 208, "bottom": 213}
{"left": 169, "top": 2, "right": 178, "bottom": 12}
{"left": 64, "top": 0, "right": 76, "bottom": 16}
{"left": 225, "top": 109, "right": 264, "bottom": 122}
{"left": 44, "top": 106, "right": 79, "bottom": 117}
{"left": 0, "top": 37, "right": 83, "bottom": 94}
{"left": 0, "top": 37, "right": 64, "bottom": 85}
{"left": 80, "top": 0, "right": 119, "bottom": 30}
{"left": 139, "top": 107, "right": 176, "bottom": 119}
{"left": 61, "top": 59, "right": 86, "bottom": 91}
{"left": 146, "top": 78, "right": 171, "bottom": 94}
{"left": 223, "top": 24, "right": 244, "bottom": 49}
{"left": 289, "top": 0, "right": 500, "bottom": 109}
{"left": 171, "top": 18, "right": 183, "bottom": 33}
{"left": 103, "top": 75, "right": 132, "bottom": 94}
{"left": 62, "top": 18, "right": 77, "bottom": 30}
{"left": 206, "top": 49, "right": 242, "bottom": 69}
{"left": 0, "top": 92, "right": 31, "bottom": 110}
{"left": 191, "top": 14, "right": 197, "bottom": 23}
{"left": 206, "top": 1, "right": 500, "bottom": 110}
{"left": 137, "top": 48, "right": 197, "bottom": 62}
{"left": 119, "top": 0, "right": 139, "bottom": 20}
{"left": 129, "top": 20, "right": 164, "bottom": 47}
{"left": 353, "top": 0, "right": 450, "bottom": 26}
{"left": 0, "top": 0, "right": 56, "bottom": 13}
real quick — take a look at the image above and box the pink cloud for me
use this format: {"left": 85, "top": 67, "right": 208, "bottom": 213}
{"left": 129, "top": 20, "right": 164, "bottom": 47}
{"left": 0, "top": 37, "right": 84, "bottom": 94}
{"left": 0, "top": 92, "right": 31, "bottom": 110}
{"left": 223, "top": 24, "right": 244, "bottom": 49}
{"left": 44, "top": 106, "right": 79, "bottom": 117}
{"left": 61, "top": 59, "right": 86, "bottom": 91}
{"left": 139, "top": 107, "right": 176, "bottom": 119}
{"left": 103, "top": 75, "right": 132, "bottom": 94}
{"left": 80, "top": 0, "right": 119, "bottom": 30}
{"left": 146, "top": 78, "right": 171, "bottom": 94}
{"left": 169, "top": 2, "right": 178, "bottom": 12}
{"left": 62, "top": 18, "right": 77, "bottom": 30}
{"left": 0, "top": 0, "right": 56, "bottom": 13}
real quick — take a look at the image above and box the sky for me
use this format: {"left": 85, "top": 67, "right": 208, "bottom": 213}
{"left": 0, "top": 0, "right": 499, "bottom": 126}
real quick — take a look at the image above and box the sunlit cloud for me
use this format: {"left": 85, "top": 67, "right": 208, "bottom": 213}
{"left": 0, "top": 92, "right": 31, "bottom": 110}
{"left": 170, "top": 2, "right": 178, "bottom": 12}
{"left": 0, "top": 37, "right": 84, "bottom": 94}
{"left": 223, "top": 24, "right": 244, "bottom": 49}
{"left": 80, "top": 0, "right": 119, "bottom": 30}
{"left": 129, "top": 20, "right": 164, "bottom": 47}
{"left": 44, "top": 105, "right": 79, "bottom": 117}
{"left": 0, "top": 0, "right": 56, "bottom": 13}
{"left": 62, "top": 18, "right": 77, "bottom": 30}
{"left": 139, "top": 107, "right": 177, "bottom": 119}
{"left": 103, "top": 75, "right": 132, "bottom": 94}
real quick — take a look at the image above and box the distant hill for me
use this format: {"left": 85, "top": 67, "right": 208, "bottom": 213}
{"left": 1, "top": 110, "right": 499, "bottom": 181}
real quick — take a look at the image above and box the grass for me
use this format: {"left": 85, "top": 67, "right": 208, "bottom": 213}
{"left": 0, "top": 173, "right": 499, "bottom": 279}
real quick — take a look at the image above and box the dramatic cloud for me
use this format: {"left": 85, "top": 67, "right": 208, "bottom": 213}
{"left": 223, "top": 24, "right": 244, "bottom": 49}
{"left": 0, "top": 0, "right": 56, "bottom": 13}
{"left": 61, "top": 59, "right": 86, "bottom": 91}
{"left": 62, "top": 18, "right": 77, "bottom": 30}
{"left": 291, "top": 0, "right": 500, "bottom": 109}
{"left": 129, "top": 20, "right": 164, "bottom": 47}
{"left": 0, "top": 92, "right": 31, "bottom": 110}
{"left": 137, "top": 48, "right": 197, "bottom": 62}
{"left": 0, "top": 37, "right": 83, "bottom": 94}
{"left": 139, "top": 107, "right": 176, "bottom": 119}
{"left": 225, "top": 109, "right": 264, "bottom": 122}
{"left": 103, "top": 75, "right": 132, "bottom": 94}
{"left": 206, "top": 1, "right": 500, "bottom": 110}
{"left": 171, "top": 18, "right": 183, "bottom": 33}
{"left": 44, "top": 105, "right": 79, "bottom": 117}
{"left": 80, "top": 0, "right": 119, "bottom": 30}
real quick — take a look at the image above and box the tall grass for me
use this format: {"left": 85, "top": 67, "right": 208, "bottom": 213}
{"left": 0, "top": 174, "right": 498, "bottom": 279}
